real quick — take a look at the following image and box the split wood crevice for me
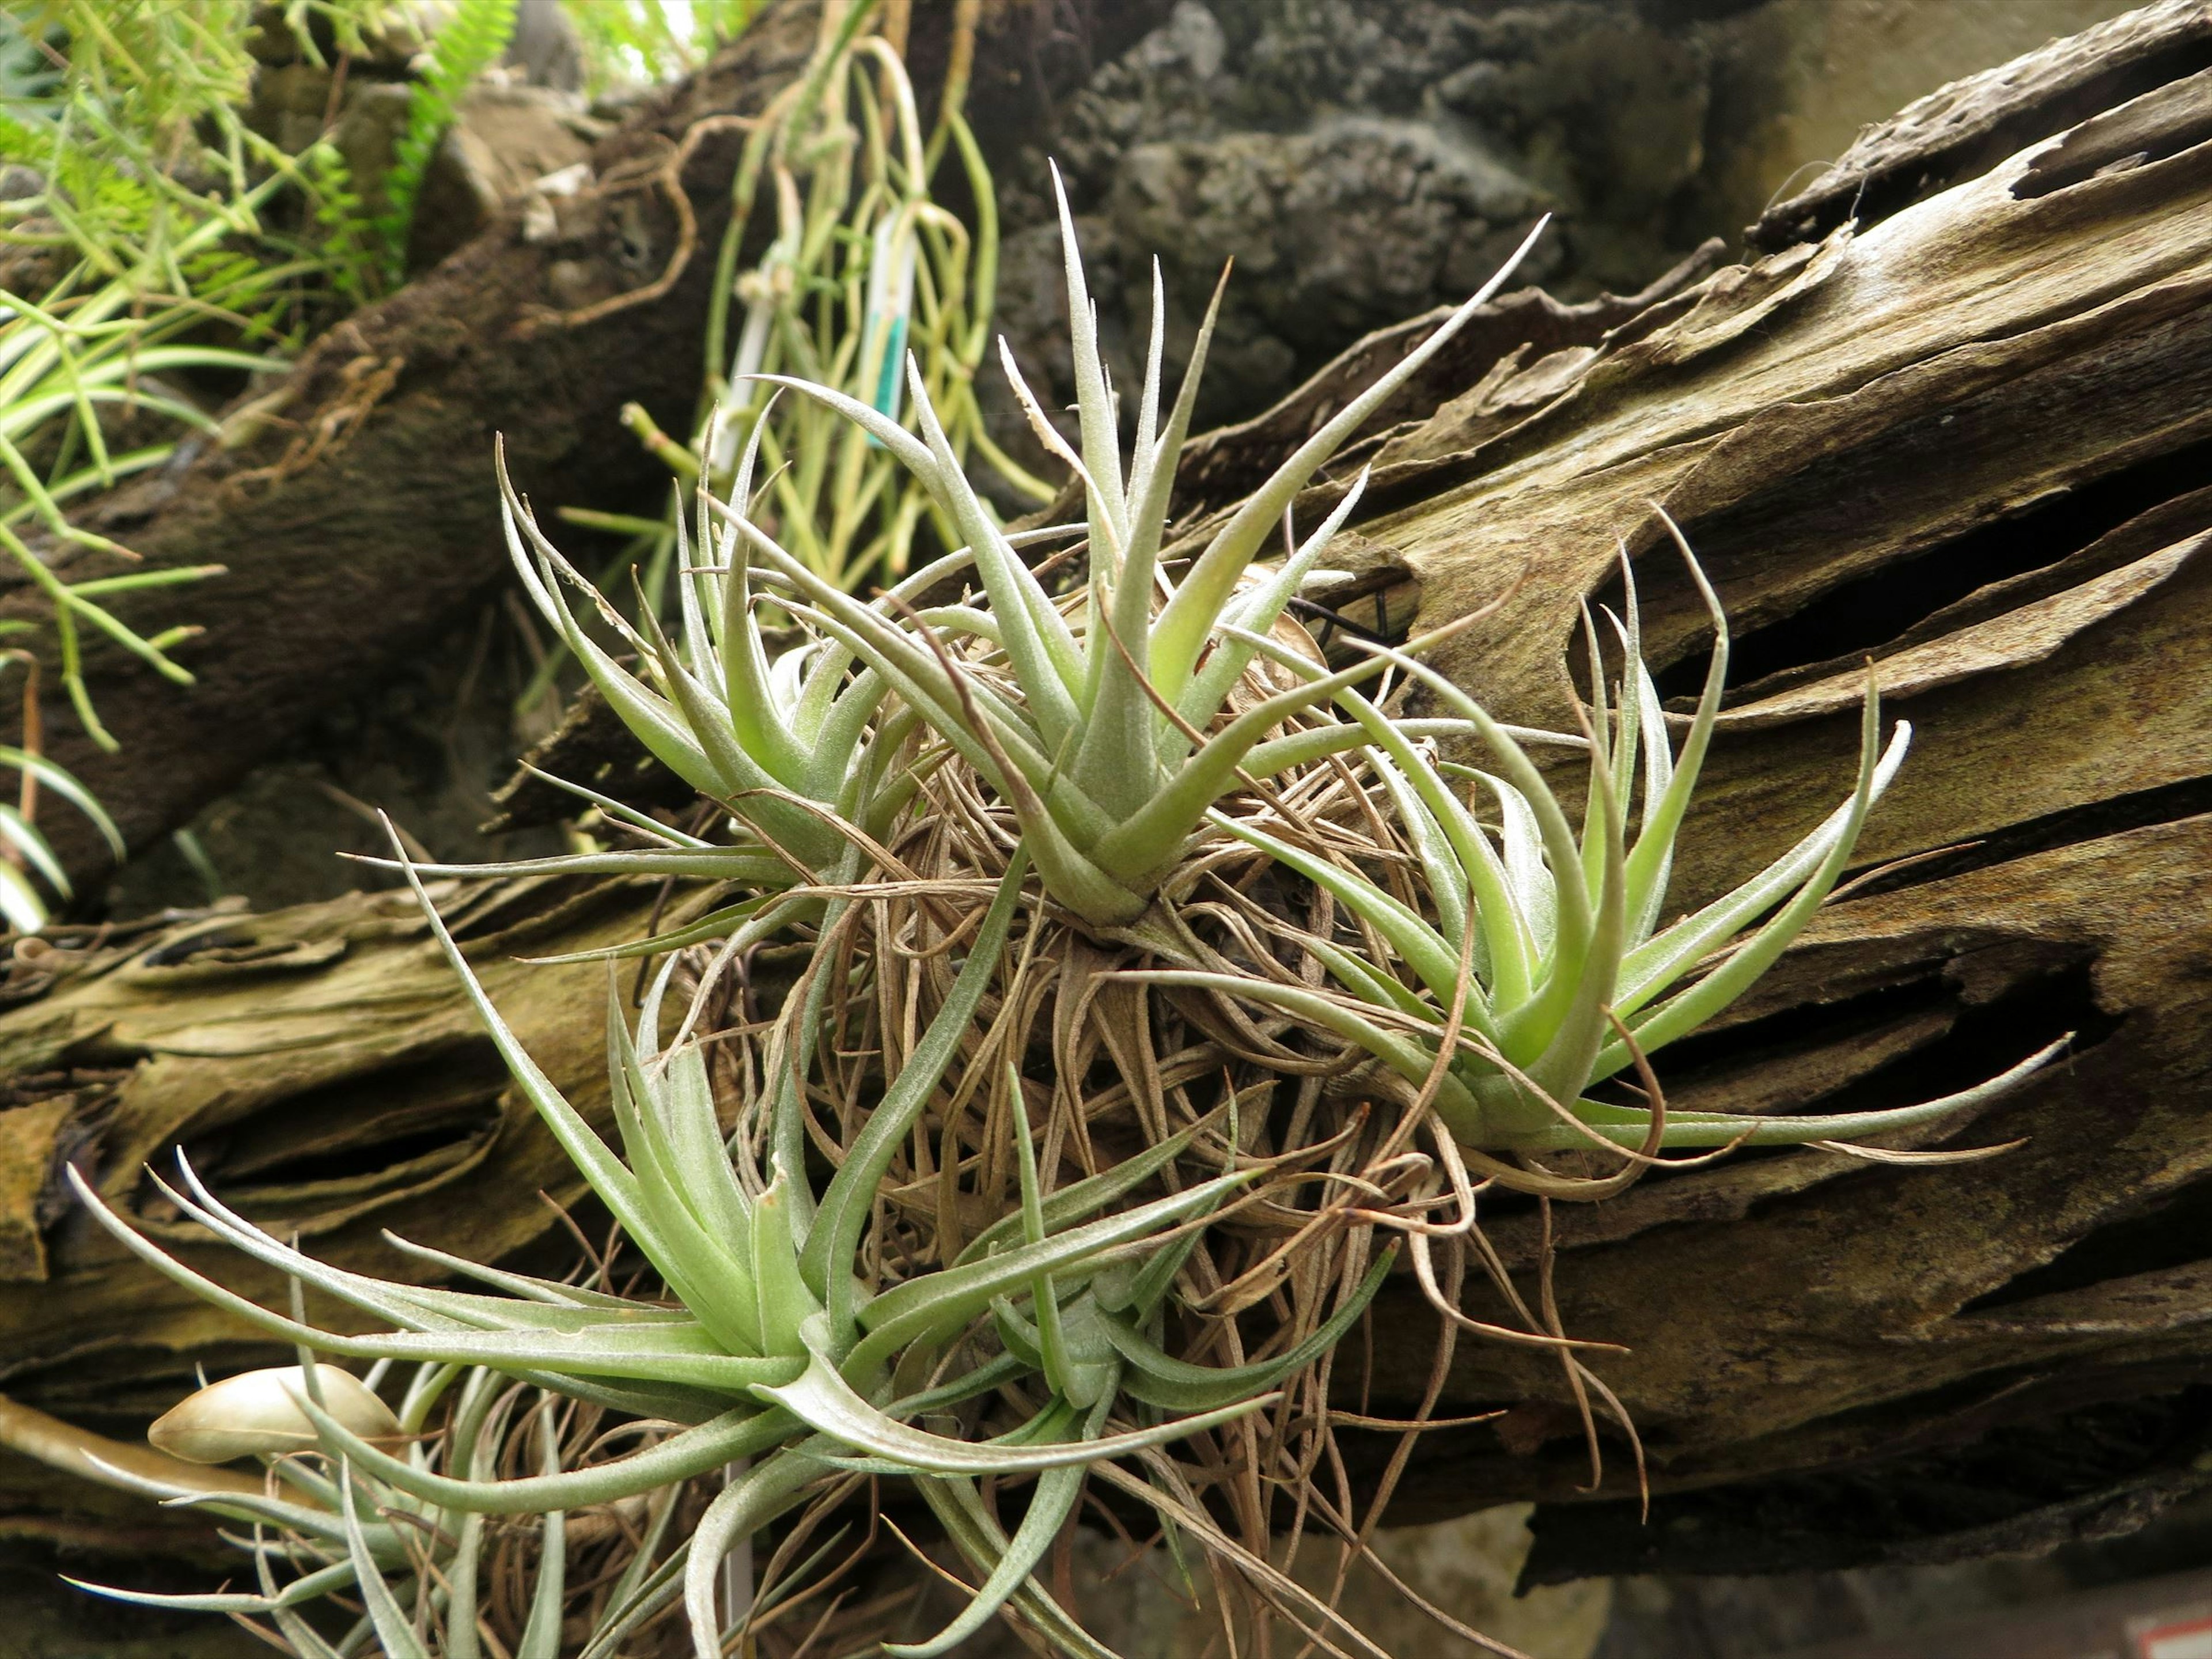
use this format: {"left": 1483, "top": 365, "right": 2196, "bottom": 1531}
{"left": 0, "top": 0, "right": 2207, "bottom": 1584}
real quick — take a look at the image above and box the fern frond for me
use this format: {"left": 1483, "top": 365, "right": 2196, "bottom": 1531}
{"left": 376, "top": 0, "right": 518, "bottom": 279}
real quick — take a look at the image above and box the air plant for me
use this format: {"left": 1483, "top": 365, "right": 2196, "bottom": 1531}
{"left": 475, "top": 185, "right": 1553, "bottom": 944}
{"left": 1131, "top": 539, "right": 2065, "bottom": 1182}
{"left": 494, "top": 429, "right": 1074, "bottom": 896}
{"left": 77, "top": 841, "right": 1382, "bottom": 1658}
{"left": 711, "top": 180, "right": 1554, "bottom": 930}
{"left": 67, "top": 127, "right": 2068, "bottom": 1659}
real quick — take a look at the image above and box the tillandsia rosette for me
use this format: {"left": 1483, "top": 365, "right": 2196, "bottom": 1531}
{"left": 77, "top": 850, "right": 1386, "bottom": 1657}
{"left": 81, "top": 180, "right": 2069, "bottom": 1659}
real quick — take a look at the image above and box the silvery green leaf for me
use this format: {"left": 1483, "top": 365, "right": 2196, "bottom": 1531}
{"left": 755, "top": 1355, "right": 1274, "bottom": 1475}
{"left": 339, "top": 1462, "right": 432, "bottom": 1659}
{"left": 883, "top": 1400, "right": 1111, "bottom": 1657}
{"left": 1107, "top": 1249, "right": 1393, "bottom": 1412}
{"left": 294, "top": 1392, "right": 794, "bottom": 1516}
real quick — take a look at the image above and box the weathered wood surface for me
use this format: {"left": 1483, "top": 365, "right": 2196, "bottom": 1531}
{"left": 2, "top": 0, "right": 2210, "bottom": 1583}
{"left": 1324, "top": 0, "right": 2212, "bottom": 1572}
{"left": 0, "top": 877, "right": 680, "bottom": 1553}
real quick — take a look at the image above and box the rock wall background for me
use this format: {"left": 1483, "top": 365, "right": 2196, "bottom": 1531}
{"left": 983, "top": 0, "right": 2143, "bottom": 446}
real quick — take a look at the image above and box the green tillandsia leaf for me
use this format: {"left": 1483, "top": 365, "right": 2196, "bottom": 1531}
{"left": 703, "top": 425, "right": 805, "bottom": 779}
{"left": 582, "top": 1548, "right": 690, "bottom": 1659}
{"left": 1104, "top": 1193, "right": 1217, "bottom": 1320}
{"left": 683, "top": 1446, "right": 829, "bottom": 1659}
{"left": 339, "top": 1461, "right": 432, "bottom": 1659}
{"left": 886, "top": 1396, "right": 1115, "bottom": 1658}
{"left": 1047, "top": 166, "right": 1128, "bottom": 560}
{"left": 255, "top": 1541, "right": 350, "bottom": 1659}
{"left": 1621, "top": 532, "right": 1730, "bottom": 931}
{"left": 756, "top": 1353, "right": 1277, "bottom": 1475}
{"left": 759, "top": 839, "right": 868, "bottom": 1246}
{"left": 66, "top": 1557, "right": 359, "bottom": 1617}
{"left": 955, "top": 1112, "right": 1221, "bottom": 1266}
{"left": 1148, "top": 216, "right": 1550, "bottom": 707}
{"left": 507, "top": 763, "right": 715, "bottom": 847}
{"left": 744, "top": 369, "right": 1082, "bottom": 743}
{"left": 317, "top": 1323, "right": 799, "bottom": 1393}
{"left": 803, "top": 851, "right": 1029, "bottom": 1343}
{"left": 638, "top": 965, "right": 757, "bottom": 1247}
{"left": 633, "top": 597, "right": 850, "bottom": 870}
{"left": 890, "top": 1352, "right": 1032, "bottom": 1419}
{"left": 293, "top": 1392, "right": 796, "bottom": 1516}
{"left": 1595, "top": 698, "right": 1905, "bottom": 1080}
{"left": 1084, "top": 644, "right": 1440, "bottom": 889}
{"left": 1221, "top": 627, "right": 1536, "bottom": 1005}
{"left": 608, "top": 1003, "right": 744, "bottom": 1289}
{"left": 1005, "top": 1053, "right": 1067, "bottom": 1383}
{"left": 1359, "top": 764, "right": 1472, "bottom": 980}
{"left": 69, "top": 1166, "right": 757, "bottom": 1411}
{"left": 389, "top": 824, "right": 768, "bottom": 1354}
{"left": 611, "top": 971, "right": 766, "bottom": 1354}
{"left": 734, "top": 528, "right": 1081, "bottom": 831}
{"left": 740, "top": 550, "right": 1051, "bottom": 794}
{"left": 377, "top": 1237, "right": 680, "bottom": 1315}
{"left": 147, "top": 1482, "right": 399, "bottom": 1559}
{"left": 1330, "top": 632, "right": 1596, "bottom": 996}
{"left": 1107, "top": 1247, "right": 1395, "bottom": 1412}
{"left": 499, "top": 454, "right": 743, "bottom": 798}
{"left": 845, "top": 1169, "right": 1254, "bottom": 1381}
{"left": 437, "top": 1372, "right": 498, "bottom": 1659}
{"left": 805, "top": 1393, "right": 1088, "bottom": 1475}
{"left": 751, "top": 1172, "right": 824, "bottom": 1356}
{"left": 1045, "top": 1299, "right": 1127, "bottom": 1414}
{"left": 1554, "top": 1036, "right": 2068, "bottom": 1149}
{"left": 1606, "top": 714, "right": 1911, "bottom": 1033}
{"left": 514, "top": 1406, "right": 567, "bottom": 1659}
{"left": 914, "top": 1474, "right": 1126, "bottom": 1658}
{"left": 158, "top": 1161, "right": 696, "bottom": 1344}
{"left": 580, "top": 1484, "right": 684, "bottom": 1659}
{"left": 904, "top": 352, "right": 1087, "bottom": 715}
{"left": 751, "top": 598, "right": 1088, "bottom": 895}
{"left": 1089, "top": 278, "right": 1226, "bottom": 782}
{"left": 1522, "top": 689, "right": 1628, "bottom": 1115}
{"left": 1174, "top": 471, "right": 1372, "bottom": 736}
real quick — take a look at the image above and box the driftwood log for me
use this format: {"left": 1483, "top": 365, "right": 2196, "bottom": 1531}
{"left": 2, "top": 0, "right": 2210, "bottom": 1584}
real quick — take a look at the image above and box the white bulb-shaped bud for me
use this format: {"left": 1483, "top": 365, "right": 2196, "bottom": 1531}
{"left": 148, "top": 1366, "right": 404, "bottom": 1464}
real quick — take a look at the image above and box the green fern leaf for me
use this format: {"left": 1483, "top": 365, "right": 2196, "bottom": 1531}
{"left": 376, "top": 0, "right": 519, "bottom": 280}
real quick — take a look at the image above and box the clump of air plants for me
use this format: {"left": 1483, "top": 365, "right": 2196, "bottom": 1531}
{"left": 78, "top": 161, "right": 2066, "bottom": 1659}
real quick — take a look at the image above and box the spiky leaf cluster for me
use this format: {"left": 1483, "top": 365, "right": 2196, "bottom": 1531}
{"left": 86, "top": 170, "right": 2066, "bottom": 1659}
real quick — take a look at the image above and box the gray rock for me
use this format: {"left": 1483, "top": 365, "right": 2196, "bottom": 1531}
{"left": 980, "top": 0, "right": 2141, "bottom": 473}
